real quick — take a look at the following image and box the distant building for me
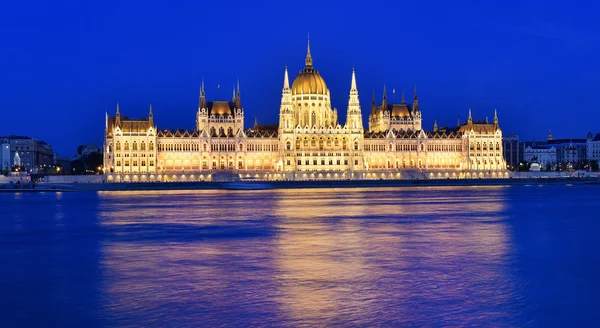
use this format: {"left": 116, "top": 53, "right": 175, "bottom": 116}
{"left": 1, "top": 138, "right": 10, "bottom": 170}
{"left": 76, "top": 144, "right": 101, "bottom": 158}
{"left": 587, "top": 132, "right": 600, "bottom": 162}
{"left": 0, "top": 136, "right": 54, "bottom": 171}
{"left": 548, "top": 138, "right": 587, "bottom": 166}
{"left": 502, "top": 134, "right": 519, "bottom": 170}
{"left": 524, "top": 142, "right": 556, "bottom": 169}
{"left": 53, "top": 152, "right": 73, "bottom": 172}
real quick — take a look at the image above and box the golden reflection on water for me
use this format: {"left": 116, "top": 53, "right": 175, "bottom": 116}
{"left": 97, "top": 186, "right": 517, "bottom": 326}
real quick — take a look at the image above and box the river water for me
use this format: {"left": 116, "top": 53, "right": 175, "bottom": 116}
{"left": 1, "top": 185, "right": 599, "bottom": 327}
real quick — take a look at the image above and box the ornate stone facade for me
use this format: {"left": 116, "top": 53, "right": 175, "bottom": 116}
{"left": 104, "top": 40, "right": 508, "bottom": 182}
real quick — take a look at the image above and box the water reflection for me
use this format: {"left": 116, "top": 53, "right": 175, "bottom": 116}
{"left": 94, "top": 187, "right": 522, "bottom": 326}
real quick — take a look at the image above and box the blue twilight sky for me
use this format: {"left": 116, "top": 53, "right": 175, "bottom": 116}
{"left": 1, "top": 0, "right": 599, "bottom": 155}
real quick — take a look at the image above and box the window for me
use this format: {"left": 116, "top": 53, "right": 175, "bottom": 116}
{"left": 149, "top": 160, "right": 154, "bottom": 167}
{"left": 141, "top": 142, "right": 146, "bottom": 151}
{"left": 124, "top": 143, "right": 129, "bottom": 151}
{"left": 116, "top": 142, "right": 121, "bottom": 151}
{"left": 149, "top": 142, "right": 154, "bottom": 151}
{"left": 133, "top": 142, "right": 137, "bottom": 151}
{"left": 142, "top": 160, "right": 146, "bottom": 166}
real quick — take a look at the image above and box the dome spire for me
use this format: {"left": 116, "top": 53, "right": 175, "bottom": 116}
{"left": 350, "top": 67, "right": 357, "bottom": 92}
{"left": 305, "top": 33, "right": 313, "bottom": 67}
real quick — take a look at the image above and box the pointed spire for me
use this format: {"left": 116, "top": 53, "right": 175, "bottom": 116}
{"left": 468, "top": 108, "right": 472, "bottom": 124}
{"left": 254, "top": 117, "right": 258, "bottom": 130}
{"left": 149, "top": 103, "right": 154, "bottom": 126}
{"left": 412, "top": 85, "right": 420, "bottom": 113}
{"left": 433, "top": 119, "right": 438, "bottom": 132}
{"left": 199, "top": 80, "right": 207, "bottom": 109}
{"left": 305, "top": 33, "right": 313, "bottom": 67}
{"left": 232, "top": 85, "right": 236, "bottom": 101}
{"left": 401, "top": 90, "right": 405, "bottom": 104}
{"left": 283, "top": 65, "right": 290, "bottom": 90}
{"left": 235, "top": 79, "right": 242, "bottom": 109}
{"left": 371, "top": 89, "right": 377, "bottom": 116}
{"left": 115, "top": 102, "right": 121, "bottom": 126}
{"left": 457, "top": 118, "right": 461, "bottom": 127}
{"left": 351, "top": 67, "right": 357, "bottom": 91}
{"left": 382, "top": 84, "right": 388, "bottom": 112}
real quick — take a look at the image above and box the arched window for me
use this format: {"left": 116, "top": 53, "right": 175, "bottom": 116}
{"left": 311, "top": 112, "right": 316, "bottom": 126}
{"left": 132, "top": 142, "right": 137, "bottom": 151}
{"left": 239, "top": 143, "right": 243, "bottom": 151}
{"left": 354, "top": 141, "right": 359, "bottom": 151}
{"left": 124, "top": 142, "right": 129, "bottom": 151}
{"left": 286, "top": 141, "right": 291, "bottom": 150}
{"left": 116, "top": 142, "right": 121, "bottom": 151}
{"left": 141, "top": 142, "right": 146, "bottom": 151}
{"left": 149, "top": 142, "right": 154, "bottom": 151}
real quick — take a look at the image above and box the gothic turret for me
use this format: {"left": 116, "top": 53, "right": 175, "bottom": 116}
{"left": 115, "top": 102, "right": 121, "bottom": 127}
{"left": 199, "top": 80, "right": 207, "bottom": 110}
{"left": 413, "top": 86, "right": 420, "bottom": 113}
{"left": 382, "top": 85, "right": 388, "bottom": 113}
{"left": 371, "top": 90, "right": 376, "bottom": 116}
{"left": 346, "top": 68, "right": 363, "bottom": 130}
{"left": 149, "top": 104, "right": 154, "bottom": 127}
{"left": 235, "top": 80, "right": 242, "bottom": 110}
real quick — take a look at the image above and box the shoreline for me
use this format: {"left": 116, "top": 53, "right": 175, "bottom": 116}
{"left": 3, "top": 176, "right": 594, "bottom": 192}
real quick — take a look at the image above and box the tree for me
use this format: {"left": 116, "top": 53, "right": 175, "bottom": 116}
{"left": 591, "top": 160, "right": 599, "bottom": 172}
{"left": 518, "top": 161, "right": 530, "bottom": 172}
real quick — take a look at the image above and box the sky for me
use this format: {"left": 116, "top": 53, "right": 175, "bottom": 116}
{"left": 1, "top": 0, "right": 600, "bottom": 155}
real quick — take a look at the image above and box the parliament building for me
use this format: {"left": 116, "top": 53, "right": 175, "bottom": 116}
{"left": 103, "top": 40, "right": 508, "bottom": 182}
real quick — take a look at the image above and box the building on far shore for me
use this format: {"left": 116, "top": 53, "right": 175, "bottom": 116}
{"left": 103, "top": 39, "right": 508, "bottom": 182}
{"left": 524, "top": 142, "right": 556, "bottom": 169}
{"left": 586, "top": 132, "right": 600, "bottom": 162}
{"left": 0, "top": 135, "right": 54, "bottom": 172}
{"left": 502, "top": 134, "right": 519, "bottom": 170}
{"left": 520, "top": 131, "right": 589, "bottom": 171}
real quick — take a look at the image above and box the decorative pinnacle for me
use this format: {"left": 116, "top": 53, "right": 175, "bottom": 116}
{"left": 305, "top": 33, "right": 312, "bottom": 67}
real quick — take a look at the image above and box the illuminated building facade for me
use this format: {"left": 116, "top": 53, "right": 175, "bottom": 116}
{"left": 103, "top": 40, "right": 508, "bottom": 182}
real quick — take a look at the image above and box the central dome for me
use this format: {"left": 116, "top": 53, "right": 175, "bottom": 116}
{"left": 291, "top": 37, "right": 329, "bottom": 96}
{"left": 292, "top": 68, "right": 328, "bottom": 95}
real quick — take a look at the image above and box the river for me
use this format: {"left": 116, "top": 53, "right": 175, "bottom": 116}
{"left": 1, "top": 185, "right": 599, "bottom": 327}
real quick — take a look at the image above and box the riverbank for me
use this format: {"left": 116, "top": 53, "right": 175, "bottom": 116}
{"left": 23, "top": 176, "right": 598, "bottom": 192}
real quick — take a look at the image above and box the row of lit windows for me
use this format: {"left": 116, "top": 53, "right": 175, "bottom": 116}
{"left": 115, "top": 153, "right": 153, "bottom": 158}
{"left": 469, "top": 142, "right": 501, "bottom": 151}
{"left": 295, "top": 152, "right": 349, "bottom": 157}
{"left": 116, "top": 160, "right": 155, "bottom": 167}
{"left": 115, "top": 141, "right": 154, "bottom": 151}
{"left": 297, "top": 159, "right": 351, "bottom": 166}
